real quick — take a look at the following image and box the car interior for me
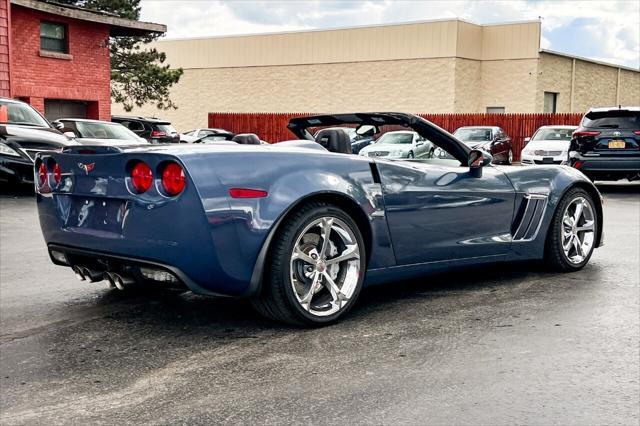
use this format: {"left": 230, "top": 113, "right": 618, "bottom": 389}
{"left": 232, "top": 133, "right": 261, "bottom": 145}
{"left": 314, "top": 128, "right": 352, "bottom": 154}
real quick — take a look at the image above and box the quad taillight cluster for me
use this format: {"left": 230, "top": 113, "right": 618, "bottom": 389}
{"left": 36, "top": 159, "right": 62, "bottom": 191}
{"left": 36, "top": 159, "right": 186, "bottom": 197}
{"left": 130, "top": 160, "right": 185, "bottom": 196}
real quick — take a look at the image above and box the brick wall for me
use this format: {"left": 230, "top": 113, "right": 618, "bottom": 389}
{"left": 10, "top": 5, "right": 111, "bottom": 119}
{"left": 0, "top": 0, "right": 10, "bottom": 97}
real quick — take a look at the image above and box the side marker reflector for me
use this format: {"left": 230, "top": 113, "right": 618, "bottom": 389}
{"left": 229, "top": 188, "right": 268, "bottom": 198}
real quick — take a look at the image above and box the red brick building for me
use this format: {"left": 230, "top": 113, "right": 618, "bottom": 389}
{"left": 0, "top": 0, "right": 164, "bottom": 120}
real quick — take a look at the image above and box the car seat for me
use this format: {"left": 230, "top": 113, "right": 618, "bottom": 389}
{"left": 314, "top": 129, "right": 352, "bottom": 154}
{"left": 232, "top": 133, "right": 261, "bottom": 145}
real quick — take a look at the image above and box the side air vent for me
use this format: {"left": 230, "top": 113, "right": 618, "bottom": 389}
{"left": 512, "top": 194, "right": 548, "bottom": 241}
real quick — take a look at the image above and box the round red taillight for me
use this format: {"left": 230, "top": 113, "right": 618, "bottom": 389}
{"left": 38, "top": 162, "right": 48, "bottom": 187}
{"left": 131, "top": 161, "right": 153, "bottom": 193}
{"left": 161, "top": 162, "right": 185, "bottom": 196}
{"left": 52, "top": 162, "right": 62, "bottom": 186}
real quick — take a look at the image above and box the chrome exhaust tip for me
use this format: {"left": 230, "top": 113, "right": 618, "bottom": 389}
{"left": 112, "top": 273, "right": 135, "bottom": 291}
{"left": 82, "top": 267, "right": 104, "bottom": 283}
{"left": 72, "top": 266, "right": 86, "bottom": 281}
{"left": 104, "top": 272, "right": 116, "bottom": 289}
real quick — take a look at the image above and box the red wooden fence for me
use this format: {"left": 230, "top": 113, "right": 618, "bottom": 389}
{"left": 209, "top": 112, "right": 584, "bottom": 160}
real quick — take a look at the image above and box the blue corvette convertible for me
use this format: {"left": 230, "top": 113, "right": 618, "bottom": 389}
{"left": 35, "top": 113, "right": 603, "bottom": 325}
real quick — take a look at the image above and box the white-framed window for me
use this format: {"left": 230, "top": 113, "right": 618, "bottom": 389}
{"left": 486, "top": 106, "right": 505, "bottom": 114}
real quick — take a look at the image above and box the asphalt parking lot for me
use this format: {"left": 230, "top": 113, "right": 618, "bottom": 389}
{"left": 0, "top": 182, "right": 638, "bottom": 425}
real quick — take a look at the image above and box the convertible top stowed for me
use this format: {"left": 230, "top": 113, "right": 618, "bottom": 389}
{"left": 288, "top": 112, "right": 470, "bottom": 163}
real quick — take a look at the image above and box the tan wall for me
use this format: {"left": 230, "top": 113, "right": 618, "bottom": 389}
{"left": 453, "top": 58, "right": 482, "bottom": 112}
{"left": 111, "top": 21, "right": 639, "bottom": 128}
{"left": 538, "top": 52, "right": 639, "bottom": 113}
{"left": 480, "top": 22, "right": 540, "bottom": 60}
{"left": 618, "top": 69, "right": 640, "bottom": 107}
{"left": 479, "top": 59, "right": 539, "bottom": 113}
{"left": 112, "top": 57, "right": 457, "bottom": 131}
{"left": 572, "top": 60, "right": 619, "bottom": 111}
{"left": 536, "top": 52, "right": 573, "bottom": 112}
{"left": 151, "top": 20, "right": 540, "bottom": 70}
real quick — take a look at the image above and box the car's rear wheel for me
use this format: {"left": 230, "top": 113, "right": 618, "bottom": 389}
{"left": 250, "top": 202, "right": 366, "bottom": 326}
{"left": 545, "top": 188, "right": 597, "bottom": 271}
{"left": 505, "top": 149, "right": 513, "bottom": 165}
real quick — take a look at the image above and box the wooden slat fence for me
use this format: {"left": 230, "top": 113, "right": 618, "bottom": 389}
{"left": 209, "top": 112, "right": 584, "bottom": 160}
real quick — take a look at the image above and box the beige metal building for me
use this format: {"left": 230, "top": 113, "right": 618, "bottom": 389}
{"left": 112, "top": 19, "right": 640, "bottom": 131}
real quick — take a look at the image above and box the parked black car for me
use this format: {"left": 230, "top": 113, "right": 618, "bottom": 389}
{"left": 569, "top": 107, "right": 640, "bottom": 181}
{"left": 111, "top": 115, "right": 180, "bottom": 143}
{"left": 0, "top": 98, "right": 76, "bottom": 186}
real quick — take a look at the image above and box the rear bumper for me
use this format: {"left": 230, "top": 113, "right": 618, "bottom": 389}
{"left": 47, "top": 244, "right": 228, "bottom": 296}
{"left": 37, "top": 189, "right": 257, "bottom": 297}
{"left": 0, "top": 156, "right": 34, "bottom": 185}
{"left": 570, "top": 153, "right": 640, "bottom": 179}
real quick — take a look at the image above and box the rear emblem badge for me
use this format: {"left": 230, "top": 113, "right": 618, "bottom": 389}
{"left": 612, "top": 131, "right": 621, "bottom": 137}
{"left": 78, "top": 162, "right": 95, "bottom": 174}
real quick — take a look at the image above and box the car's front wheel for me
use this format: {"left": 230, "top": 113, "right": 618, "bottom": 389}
{"left": 545, "top": 188, "right": 597, "bottom": 271}
{"left": 251, "top": 202, "right": 366, "bottom": 326}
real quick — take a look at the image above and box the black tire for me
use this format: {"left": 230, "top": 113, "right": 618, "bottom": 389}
{"left": 250, "top": 202, "right": 366, "bottom": 326}
{"left": 408, "top": 151, "right": 414, "bottom": 159}
{"left": 505, "top": 149, "right": 513, "bottom": 165}
{"left": 544, "top": 187, "right": 597, "bottom": 272}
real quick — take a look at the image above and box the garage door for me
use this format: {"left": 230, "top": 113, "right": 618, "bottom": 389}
{"left": 44, "top": 100, "right": 88, "bottom": 121}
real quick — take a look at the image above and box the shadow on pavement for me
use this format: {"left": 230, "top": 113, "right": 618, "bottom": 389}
{"left": 595, "top": 181, "right": 640, "bottom": 194}
{"left": 83, "top": 260, "right": 552, "bottom": 333}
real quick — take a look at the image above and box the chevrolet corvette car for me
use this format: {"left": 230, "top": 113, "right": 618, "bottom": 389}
{"left": 36, "top": 112, "right": 603, "bottom": 326}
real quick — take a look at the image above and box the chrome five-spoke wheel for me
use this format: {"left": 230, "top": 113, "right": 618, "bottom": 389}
{"left": 561, "top": 196, "right": 595, "bottom": 264}
{"left": 290, "top": 216, "right": 361, "bottom": 317}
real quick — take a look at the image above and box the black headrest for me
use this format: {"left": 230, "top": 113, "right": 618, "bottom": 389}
{"left": 232, "top": 133, "right": 261, "bottom": 145}
{"left": 315, "top": 129, "right": 352, "bottom": 154}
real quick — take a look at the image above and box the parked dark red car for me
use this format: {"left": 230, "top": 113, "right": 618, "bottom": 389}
{"left": 453, "top": 126, "right": 514, "bottom": 164}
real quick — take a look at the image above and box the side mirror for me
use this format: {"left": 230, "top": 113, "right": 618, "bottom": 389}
{"left": 356, "top": 124, "right": 378, "bottom": 137}
{"left": 52, "top": 121, "right": 64, "bottom": 131}
{"left": 468, "top": 149, "right": 492, "bottom": 177}
{"left": 524, "top": 137, "right": 531, "bottom": 143}
{"left": 63, "top": 131, "right": 76, "bottom": 139}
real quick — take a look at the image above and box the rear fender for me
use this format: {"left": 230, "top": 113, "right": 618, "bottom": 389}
{"left": 187, "top": 151, "right": 396, "bottom": 297}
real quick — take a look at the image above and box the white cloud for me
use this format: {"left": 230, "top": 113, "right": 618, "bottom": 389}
{"left": 140, "top": 0, "right": 639, "bottom": 68}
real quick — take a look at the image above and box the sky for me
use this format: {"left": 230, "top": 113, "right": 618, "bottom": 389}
{"left": 139, "top": 0, "right": 640, "bottom": 69}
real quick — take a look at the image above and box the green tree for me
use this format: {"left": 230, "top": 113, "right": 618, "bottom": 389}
{"left": 53, "top": 0, "right": 183, "bottom": 111}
